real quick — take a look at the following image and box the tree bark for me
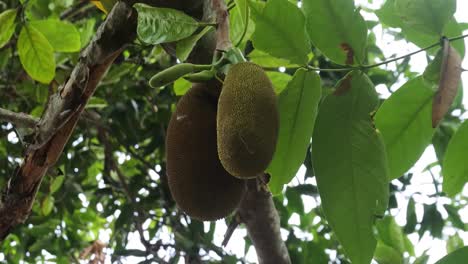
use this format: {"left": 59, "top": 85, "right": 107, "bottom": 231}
{"left": 0, "top": 1, "right": 137, "bottom": 240}
{"left": 238, "top": 179, "right": 292, "bottom": 264}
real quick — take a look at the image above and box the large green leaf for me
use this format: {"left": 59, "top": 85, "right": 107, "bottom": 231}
{"left": 176, "top": 26, "right": 213, "bottom": 62}
{"left": 251, "top": 0, "right": 309, "bottom": 64}
{"left": 435, "top": 246, "right": 468, "bottom": 264}
{"left": 374, "top": 242, "right": 403, "bottom": 264}
{"left": 17, "top": 25, "right": 56, "bottom": 83}
{"left": 312, "top": 71, "right": 389, "bottom": 264}
{"left": 374, "top": 77, "right": 435, "bottom": 179}
{"left": 376, "top": 0, "right": 464, "bottom": 56}
{"left": 302, "top": 0, "right": 367, "bottom": 65}
{"left": 134, "top": 4, "right": 200, "bottom": 45}
{"left": 266, "top": 71, "right": 293, "bottom": 94}
{"left": 395, "top": 0, "right": 456, "bottom": 35}
{"left": 30, "top": 19, "right": 81, "bottom": 52}
{"left": 267, "top": 69, "right": 321, "bottom": 195}
{"left": 248, "top": 49, "right": 300, "bottom": 67}
{"left": 0, "top": 9, "right": 17, "bottom": 48}
{"left": 376, "top": 216, "right": 407, "bottom": 255}
{"left": 229, "top": 2, "right": 255, "bottom": 49}
{"left": 442, "top": 120, "right": 468, "bottom": 196}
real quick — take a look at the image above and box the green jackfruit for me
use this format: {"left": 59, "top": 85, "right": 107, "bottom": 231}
{"left": 166, "top": 80, "right": 245, "bottom": 221}
{"left": 217, "top": 62, "right": 279, "bottom": 178}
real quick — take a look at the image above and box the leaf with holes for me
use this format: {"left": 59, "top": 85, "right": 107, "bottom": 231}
{"left": 302, "top": 0, "right": 367, "bottom": 65}
{"left": 134, "top": 4, "right": 200, "bottom": 45}
{"left": 17, "top": 25, "right": 56, "bottom": 83}
{"left": 312, "top": 71, "right": 389, "bottom": 264}
{"left": 267, "top": 69, "right": 321, "bottom": 195}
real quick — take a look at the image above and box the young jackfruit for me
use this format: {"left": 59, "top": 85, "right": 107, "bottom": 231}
{"left": 165, "top": 80, "right": 245, "bottom": 221}
{"left": 217, "top": 62, "right": 279, "bottom": 178}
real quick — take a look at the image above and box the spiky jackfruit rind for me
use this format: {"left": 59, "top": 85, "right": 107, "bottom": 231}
{"left": 166, "top": 81, "right": 245, "bottom": 221}
{"left": 217, "top": 62, "right": 279, "bottom": 178}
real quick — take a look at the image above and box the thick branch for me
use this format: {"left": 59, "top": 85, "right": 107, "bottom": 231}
{"left": 0, "top": 2, "right": 137, "bottom": 240}
{"left": 238, "top": 178, "right": 291, "bottom": 264}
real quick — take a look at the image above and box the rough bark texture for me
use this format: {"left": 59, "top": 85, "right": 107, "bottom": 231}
{"left": 0, "top": 1, "right": 137, "bottom": 240}
{"left": 238, "top": 179, "right": 292, "bottom": 264}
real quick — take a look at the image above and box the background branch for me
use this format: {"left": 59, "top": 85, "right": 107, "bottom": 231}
{"left": 0, "top": 108, "right": 38, "bottom": 128}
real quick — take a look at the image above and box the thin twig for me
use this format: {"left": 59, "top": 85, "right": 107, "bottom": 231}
{"left": 60, "top": 0, "right": 91, "bottom": 20}
{"left": 263, "top": 33, "right": 468, "bottom": 73}
{"left": 222, "top": 214, "right": 241, "bottom": 247}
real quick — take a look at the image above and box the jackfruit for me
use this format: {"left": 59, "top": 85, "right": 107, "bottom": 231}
{"left": 165, "top": 80, "right": 245, "bottom": 221}
{"left": 217, "top": 62, "right": 279, "bottom": 178}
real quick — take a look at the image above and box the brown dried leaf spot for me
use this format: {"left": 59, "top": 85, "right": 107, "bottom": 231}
{"left": 334, "top": 74, "right": 353, "bottom": 96}
{"left": 340, "top": 43, "right": 354, "bottom": 65}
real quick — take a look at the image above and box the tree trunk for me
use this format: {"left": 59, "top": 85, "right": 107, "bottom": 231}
{"left": 238, "top": 179, "right": 292, "bottom": 264}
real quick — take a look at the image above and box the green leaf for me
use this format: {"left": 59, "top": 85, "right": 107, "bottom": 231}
{"left": 176, "top": 26, "right": 213, "bottom": 62}
{"left": 268, "top": 69, "right": 321, "bottom": 195}
{"left": 302, "top": 0, "right": 367, "bottom": 65}
{"left": 248, "top": 49, "right": 300, "bottom": 67}
{"left": 173, "top": 78, "right": 191, "bottom": 96}
{"left": 41, "top": 195, "right": 55, "bottom": 216}
{"left": 374, "top": 77, "right": 435, "bottom": 179}
{"left": 419, "top": 203, "right": 443, "bottom": 238}
{"left": 230, "top": 2, "right": 255, "bottom": 48}
{"left": 235, "top": 0, "right": 248, "bottom": 24}
{"left": 376, "top": 0, "right": 464, "bottom": 56}
{"left": 266, "top": 71, "right": 293, "bottom": 94}
{"left": 79, "top": 18, "right": 97, "bottom": 48}
{"left": 443, "top": 204, "right": 465, "bottom": 230}
{"left": 251, "top": 0, "right": 309, "bottom": 64}
{"left": 395, "top": 0, "right": 456, "bottom": 35}
{"left": 134, "top": 4, "right": 200, "bottom": 45}
{"left": 17, "top": 25, "right": 56, "bottom": 83}
{"left": 376, "top": 216, "right": 406, "bottom": 254}
{"left": 435, "top": 246, "right": 468, "bottom": 264}
{"left": 446, "top": 234, "right": 464, "bottom": 253}
{"left": 374, "top": 242, "right": 403, "bottom": 264}
{"left": 442, "top": 120, "right": 468, "bottom": 196}
{"left": 0, "top": 9, "right": 17, "bottom": 48}
{"left": 30, "top": 19, "right": 81, "bottom": 52}
{"left": 312, "top": 71, "right": 389, "bottom": 264}
{"left": 50, "top": 175, "right": 65, "bottom": 194}
{"left": 86, "top": 97, "right": 108, "bottom": 109}
{"left": 404, "top": 198, "right": 417, "bottom": 234}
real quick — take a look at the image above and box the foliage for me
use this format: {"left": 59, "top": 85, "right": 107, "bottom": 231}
{"left": 0, "top": 0, "right": 467, "bottom": 263}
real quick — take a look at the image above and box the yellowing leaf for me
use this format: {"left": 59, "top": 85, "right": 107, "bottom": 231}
{"left": 17, "top": 25, "right": 56, "bottom": 83}
{"left": 432, "top": 39, "right": 462, "bottom": 127}
{"left": 91, "top": 1, "right": 107, "bottom": 13}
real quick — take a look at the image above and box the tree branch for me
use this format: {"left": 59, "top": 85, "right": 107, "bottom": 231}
{"left": 0, "top": 1, "right": 137, "bottom": 241}
{"left": 0, "top": 108, "right": 38, "bottom": 128}
{"left": 238, "top": 178, "right": 291, "bottom": 264}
